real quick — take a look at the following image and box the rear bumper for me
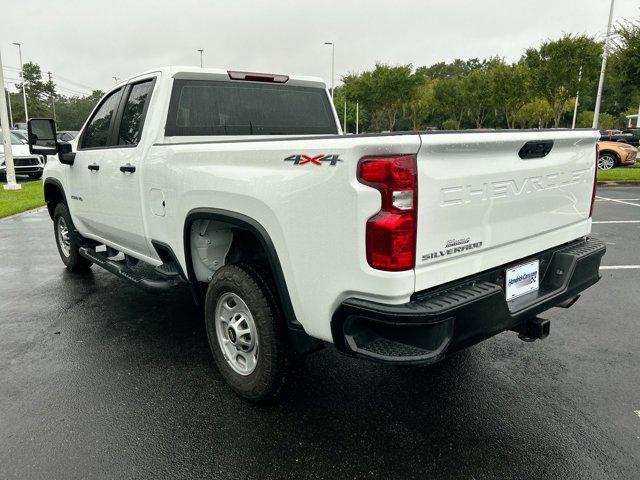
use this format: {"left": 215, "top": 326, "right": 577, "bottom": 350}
{"left": 331, "top": 237, "right": 606, "bottom": 364}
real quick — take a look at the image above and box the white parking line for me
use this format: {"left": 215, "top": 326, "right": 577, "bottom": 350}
{"left": 635, "top": 410, "right": 640, "bottom": 419}
{"left": 596, "top": 198, "right": 640, "bottom": 202}
{"left": 595, "top": 196, "right": 640, "bottom": 207}
{"left": 593, "top": 220, "right": 640, "bottom": 224}
{"left": 600, "top": 265, "right": 640, "bottom": 270}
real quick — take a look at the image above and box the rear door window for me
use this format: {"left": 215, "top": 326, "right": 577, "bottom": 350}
{"left": 117, "top": 79, "right": 155, "bottom": 145}
{"left": 81, "top": 88, "right": 122, "bottom": 149}
{"left": 165, "top": 80, "right": 337, "bottom": 136}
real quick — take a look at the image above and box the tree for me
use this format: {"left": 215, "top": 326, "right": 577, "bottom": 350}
{"left": 371, "top": 64, "right": 420, "bottom": 131}
{"left": 441, "top": 119, "right": 459, "bottom": 130}
{"left": 522, "top": 35, "right": 601, "bottom": 127}
{"left": 576, "top": 110, "right": 617, "bottom": 129}
{"left": 342, "top": 63, "right": 420, "bottom": 131}
{"left": 55, "top": 90, "right": 104, "bottom": 130}
{"left": 489, "top": 63, "right": 530, "bottom": 128}
{"left": 464, "top": 69, "right": 493, "bottom": 128}
{"left": 406, "top": 78, "right": 435, "bottom": 130}
{"left": 433, "top": 77, "right": 468, "bottom": 129}
{"left": 612, "top": 19, "right": 640, "bottom": 110}
{"left": 11, "top": 62, "right": 54, "bottom": 121}
{"left": 417, "top": 58, "right": 484, "bottom": 79}
{"left": 515, "top": 99, "right": 553, "bottom": 128}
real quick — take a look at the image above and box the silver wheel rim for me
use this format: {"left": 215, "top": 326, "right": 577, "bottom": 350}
{"left": 598, "top": 155, "right": 615, "bottom": 170}
{"left": 215, "top": 292, "right": 259, "bottom": 376}
{"left": 57, "top": 216, "right": 71, "bottom": 257}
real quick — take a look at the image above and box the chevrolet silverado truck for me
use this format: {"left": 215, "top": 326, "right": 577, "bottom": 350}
{"left": 27, "top": 67, "right": 606, "bottom": 402}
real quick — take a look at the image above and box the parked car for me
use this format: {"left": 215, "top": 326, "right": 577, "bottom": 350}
{"left": 11, "top": 130, "right": 29, "bottom": 143}
{"left": 12, "top": 122, "right": 28, "bottom": 131}
{"left": 599, "top": 128, "right": 640, "bottom": 147}
{"left": 56, "top": 131, "right": 79, "bottom": 142}
{"left": 0, "top": 131, "right": 45, "bottom": 179}
{"left": 29, "top": 67, "right": 605, "bottom": 402}
{"left": 597, "top": 140, "right": 638, "bottom": 169}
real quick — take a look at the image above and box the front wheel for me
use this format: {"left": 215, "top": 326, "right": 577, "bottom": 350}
{"left": 204, "top": 264, "right": 299, "bottom": 402}
{"left": 598, "top": 153, "right": 618, "bottom": 170}
{"left": 53, "top": 203, "right": 92, "bottom": 271}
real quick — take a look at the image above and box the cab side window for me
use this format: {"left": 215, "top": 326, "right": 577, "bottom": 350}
{"left": 81, "top": 89, "right": 122, "bottom": 149}
{"left": 118, "top": 80, "right": 155, "bottom": 145}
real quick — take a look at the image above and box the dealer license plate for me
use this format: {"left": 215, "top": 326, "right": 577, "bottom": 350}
{"left": 505, "top": 260, "right": 539, "bottom": 300}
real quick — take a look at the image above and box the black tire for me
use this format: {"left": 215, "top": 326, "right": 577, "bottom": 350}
{"left": 28, "top": 172, "right": 43, "bottom": 179}
{"left": 53, "top": 202, "right": 93, "bottom": 272}
{"left": 204, "top": 264, "right": 299, "bottom": 402}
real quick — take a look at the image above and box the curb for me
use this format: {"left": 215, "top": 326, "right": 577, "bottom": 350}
{"left": 597, "top": 181, "right": 640, "bottom": 186}
{"left": 0, "top": 206, "right": 47, "bottom": 223}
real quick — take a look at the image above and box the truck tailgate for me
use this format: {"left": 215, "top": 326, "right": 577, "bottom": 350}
{"left": 414, "top": 130, "right": 598, "bottom": 293}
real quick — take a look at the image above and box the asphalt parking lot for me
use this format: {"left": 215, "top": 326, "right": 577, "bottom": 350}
{"left": 1, "top": 186, "right": 639, "bottom": 480}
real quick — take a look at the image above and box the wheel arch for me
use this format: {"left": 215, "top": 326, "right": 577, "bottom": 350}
{"left": 599, "top": 149, "right": 620, "bottom": 163}
{"left": 43, "top": 178, "right": 67, "bottom": 219}
{"left": 183, "top": 208, "right": 298, "bottom": 327}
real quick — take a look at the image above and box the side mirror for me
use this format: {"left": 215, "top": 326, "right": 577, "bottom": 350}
{"left": 28, "top": 118, "right": 59, "bottom": 155}
{"left": 58, "top": 141, "right": 75, "bottom": 165}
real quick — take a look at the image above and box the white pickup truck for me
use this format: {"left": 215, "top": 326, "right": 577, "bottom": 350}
{"left": 27, "top": 66, "right": 605, "bottom": 402}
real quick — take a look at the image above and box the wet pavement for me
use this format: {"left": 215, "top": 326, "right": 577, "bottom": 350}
{"left": 1, "top": 186, "right": 639, "bottom": 479}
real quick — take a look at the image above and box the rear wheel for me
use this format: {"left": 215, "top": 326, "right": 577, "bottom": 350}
{"left": 53, "top": 203, "right": 92, "bottom": 271}
{"left": 598, "top": 153, "right": 618, "bottom": 170}
{"left": 204, "top": 264, "right": 299, "bottom": 402}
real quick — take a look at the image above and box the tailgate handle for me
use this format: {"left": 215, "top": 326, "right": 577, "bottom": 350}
{"left": 518, "top": 140, "right": 554, "bottom": 159}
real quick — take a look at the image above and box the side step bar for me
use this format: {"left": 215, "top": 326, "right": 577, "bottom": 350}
{"left": 79, "top": 246, "right": 185, "bottom": 293}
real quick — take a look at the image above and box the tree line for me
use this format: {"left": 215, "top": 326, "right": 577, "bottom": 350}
{"left": 337, "top": 19, "right": 639, "bottom": 132}
{"left": 5, "top": 62, "right": 104, "bottom": 131}
{"left": 3, "top": 17, "right": 639, "bottom": 132}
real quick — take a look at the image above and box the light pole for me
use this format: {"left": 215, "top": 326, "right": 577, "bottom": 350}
{"left": 571, "top": 66, "right": 582, "bottom": 129}
{"left": 197, "top": 49, "right": 204, "bottom": 68}
{"left": 343, "top": 98, "right": 347, "bottom": 133}
{"left": 12, "top": 42, "right": 28, "bottom": 123}
{"left": 356, "top": 100, "right": 359, "bottom": 134}
{"left": 0, "top": 49, "right": 20, "bottom": 190}
{"left": 47, "top": 72, "right": 56, "bottom": 121}
{"left": 324, "top": 42, "right": 335, "bottom": 100}
{"left": 592, "top": 0, "right": 615, "bottom": 129}
{"left": 5, "top": 82, "right": 14, "bottom": 128}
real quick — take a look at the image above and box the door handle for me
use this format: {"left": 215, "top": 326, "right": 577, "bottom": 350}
{"left": 88, "top": 163, "right": 99, "bottom": 171}
{"left": 120, "top": 163, "right": 136, "bottom": 173}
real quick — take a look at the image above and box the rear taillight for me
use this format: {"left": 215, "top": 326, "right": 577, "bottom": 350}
{"left": 590, "top": 143, "right": 598, "bottom": 217}
{"left": 357, "top": 155, "right": 417, "bottom": 271}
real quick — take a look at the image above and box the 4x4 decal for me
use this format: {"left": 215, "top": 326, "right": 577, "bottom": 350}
{"left": 284, "top": 154, "right": 342, "bottom": 166}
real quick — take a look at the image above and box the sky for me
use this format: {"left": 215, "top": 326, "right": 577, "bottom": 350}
{"left": 1, "top": 0, "right": 638, "bottom": 97}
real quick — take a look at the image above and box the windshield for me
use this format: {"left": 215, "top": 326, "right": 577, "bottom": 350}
{"left": 2, "top": 132, "right": 25, "bottom": 145}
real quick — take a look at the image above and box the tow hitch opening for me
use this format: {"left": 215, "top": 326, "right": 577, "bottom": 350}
{"left": 515, "top": 317, "right": 550, "bottom": 342}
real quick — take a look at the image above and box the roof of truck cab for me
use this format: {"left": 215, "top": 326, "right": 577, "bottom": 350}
{"left": 118, "top": 66, "right": 327, "bottom": 89}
